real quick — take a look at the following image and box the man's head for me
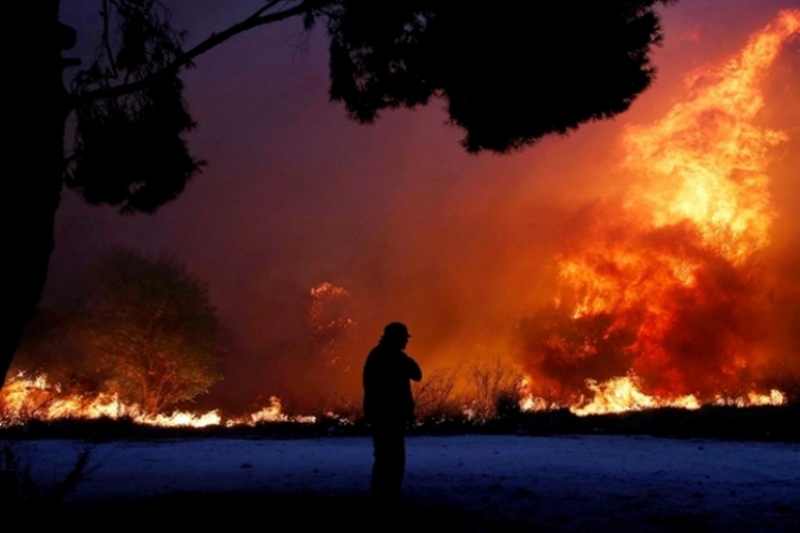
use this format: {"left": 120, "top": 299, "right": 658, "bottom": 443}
{"left": 381, "top": 322, "right": 411, "bottom": 349}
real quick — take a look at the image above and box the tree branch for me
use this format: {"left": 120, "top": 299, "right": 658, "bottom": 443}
{"left": 101, "top": 0, "right": 119, "bottom": 78}
{"left": 72, "top": 0, "right": 325, "bottom": 108}
{"left": 252, "top": 0, "right": 287, "bottom": 18}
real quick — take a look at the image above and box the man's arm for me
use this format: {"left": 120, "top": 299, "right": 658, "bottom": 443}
{"left": 405, "top": 355, "right": 422, "bottom": 382}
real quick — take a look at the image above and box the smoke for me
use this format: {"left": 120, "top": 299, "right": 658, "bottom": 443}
{"left": 36, "top": 5, "right": 800, "bottom": 414}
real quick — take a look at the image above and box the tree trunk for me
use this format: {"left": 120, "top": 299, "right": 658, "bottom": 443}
{"left": 2, "top": 0, "right": 70, "bottom": 387}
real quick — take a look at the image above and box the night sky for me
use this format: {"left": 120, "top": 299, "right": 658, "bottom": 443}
{"left": 47, "top": 1, "right": 800, "bottom": 408}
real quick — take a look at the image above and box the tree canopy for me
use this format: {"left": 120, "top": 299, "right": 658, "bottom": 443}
{"left": 67, "top": 0, "right": 676, "bottom": 213}
{"left": 78, "top": 249, "right": 221, "bottom": 414}
{"left": 328, "top": 0, "right": 676, "bottom": 153}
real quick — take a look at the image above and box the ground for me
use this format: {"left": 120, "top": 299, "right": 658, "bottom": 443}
{"left": 8, "top": 435, "right": 800, "bottom": 531}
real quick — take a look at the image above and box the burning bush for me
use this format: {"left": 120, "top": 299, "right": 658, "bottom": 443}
{"left": 8, "top": 249, "right": 222, "bottom": 418}
{"left": 78, "top": 249, "right": 222, "bottom": 414}
{"left": 412, "top": 358, "right": 526, "bottom": 423}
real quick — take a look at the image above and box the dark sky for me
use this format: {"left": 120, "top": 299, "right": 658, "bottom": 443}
{"left": 47, "top": 1, "right": 800, "bottom": 407}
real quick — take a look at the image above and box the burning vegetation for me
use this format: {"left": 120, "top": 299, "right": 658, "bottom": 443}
{"left": 0, "top": 372, "right": 313, "bottom": 428}
{"left": 2, "top": 11, "right": 799, "bottom": 429}
{"left": 519, "top": 10, "right": 799, "bottom": 412}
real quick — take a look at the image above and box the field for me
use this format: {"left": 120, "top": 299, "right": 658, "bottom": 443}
{"left": 6, "top": 433, "right": 799, "bottom": 532}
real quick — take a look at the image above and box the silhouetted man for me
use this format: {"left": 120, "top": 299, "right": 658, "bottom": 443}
{"left": 363, "top": 322, "right": 422, "bottom": 498}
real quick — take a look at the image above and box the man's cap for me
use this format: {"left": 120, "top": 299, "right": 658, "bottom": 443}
{"left": 383, "top": 322, "right": 411, "bottom": 339}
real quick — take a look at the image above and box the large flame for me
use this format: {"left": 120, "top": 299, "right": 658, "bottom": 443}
{"left": 520, "top": 10, "right": 799, "bottom": 413}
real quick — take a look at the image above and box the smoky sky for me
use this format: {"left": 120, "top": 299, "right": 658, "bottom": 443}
{"left": 45, "top": 1, "right": 800, "bottom": 408}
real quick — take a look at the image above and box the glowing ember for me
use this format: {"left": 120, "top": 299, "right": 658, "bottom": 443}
{"left": 309, "top": 282, "right": 356, "bottom": 370}
{"left": 309, "top": 282, "right": 354, "bottom": 334}
{"left": 521, "top": 10, "right": 800, "bottom": 410}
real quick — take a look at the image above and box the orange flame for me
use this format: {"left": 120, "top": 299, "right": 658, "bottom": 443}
{"left": 622, "top": 10, "right": 799, "bottom": 264}
{"left": 519, "top": 375, "right": 784, "bottom": 417}
{"left": 0, "top": 373, "right": 316, "bottom": 428}
{"left": 522, "top": 10, "right": 800, "bottom": 411}
{"left": 4, "top": 15, "right": 798, "bottom": 425}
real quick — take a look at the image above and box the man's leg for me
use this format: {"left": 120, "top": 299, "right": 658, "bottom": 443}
{"left": 372, "top": 425, "right": 405, "bottom": 497}
{"left": 389, "top": 432, "right": 406, "bottom": 494}
{"left": 371, "top": 430, "right": 385, "bottom": 496}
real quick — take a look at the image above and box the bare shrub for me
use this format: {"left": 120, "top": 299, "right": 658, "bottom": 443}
{"left": 467, "top": 358, "right": 524, "bottom": 421}
{"left": 413, "top": 366, "right": 462, "bottom": 421}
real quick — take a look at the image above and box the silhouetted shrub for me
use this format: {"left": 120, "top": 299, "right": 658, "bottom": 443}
{"left": 1, "top": 443, "right": 90, "bottom": 503}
